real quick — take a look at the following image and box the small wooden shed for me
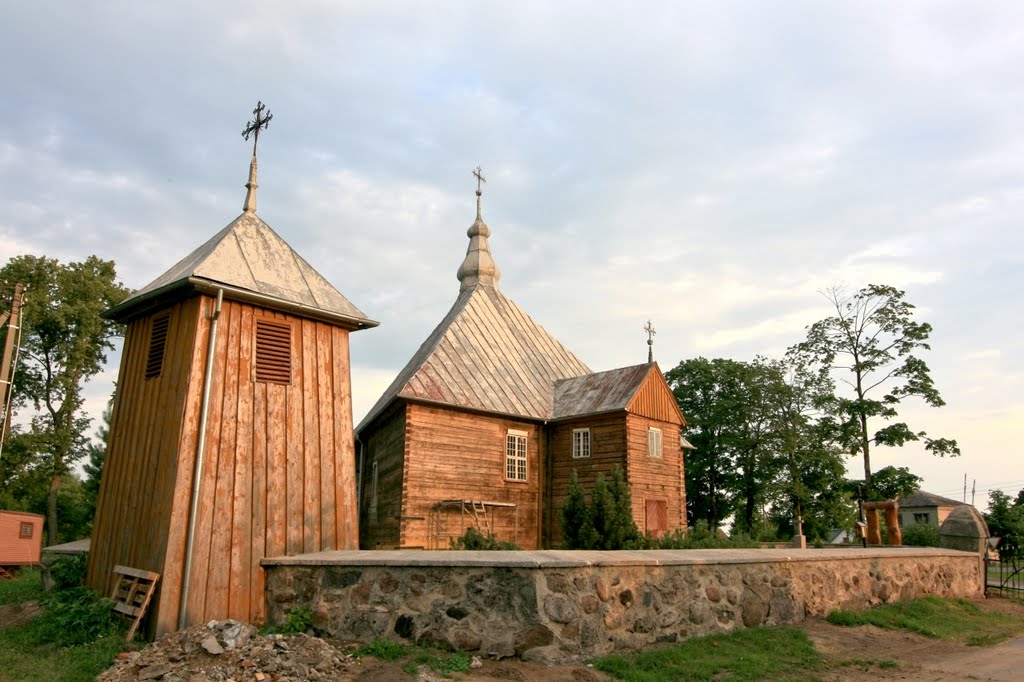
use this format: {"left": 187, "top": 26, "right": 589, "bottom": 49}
{"left": 0, "top": 510, "right": 44, "bottom": 568}
{"left": 87, "top": 157, "right": 376, "bottom": 636}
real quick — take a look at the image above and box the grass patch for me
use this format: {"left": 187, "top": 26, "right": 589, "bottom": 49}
{"left": 827, "top": 596, "right": 1024, "bottom": 645}
{"left": 592, "top": 626, "right": 822, "bottom": 681}
{"left": 0, "top": 566, "right": 129, "bottom": 681}
{"left": 355, "top": 638, "right": 471, "bottom": 678}
{"left": 0, "top": 566, "right": 43, "bottom": 606}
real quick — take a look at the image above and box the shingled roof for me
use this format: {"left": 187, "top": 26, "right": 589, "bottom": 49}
{"left": 106, "top": 210, "right": 376, "bottom": 330}
{"left": 356, "top": 194, "right": 589, "bottom": 430}
{"left": 898, "top": 490, "right": 966, "bottom": 508}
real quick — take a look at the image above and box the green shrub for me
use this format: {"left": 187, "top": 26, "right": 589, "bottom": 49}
{"left": 449, "top": 526, "right": 520, "bottom": 550}
{"left": 35, "top": 586, "right": 120, "bottom": 647}
{"left": 559, "top": 467, "right": 642, "bottom": 550}
{"left": 48, "top": 554, "right": 88, "bottom": 590}
{"left": 901, "top": 522, "right": 940, "bottom": 547}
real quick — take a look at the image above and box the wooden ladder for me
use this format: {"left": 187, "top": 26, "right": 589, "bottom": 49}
{"left": 470, "top": 501, "right": 492, "bottom": 536}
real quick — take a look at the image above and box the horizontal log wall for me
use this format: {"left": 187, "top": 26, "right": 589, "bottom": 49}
{"left": 359, "top": 406, "right": 406, "bottom": 549}
{"left": 403, "top": 403, "right": 542, "bottom": 549}
{"left": 546, "top": 413, "right": 628, "bottom": 547}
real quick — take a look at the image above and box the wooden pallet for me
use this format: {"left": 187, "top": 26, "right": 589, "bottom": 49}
{"left": 0, "top": 566, "right": 15, "bottom": 581}
{"left": 110, "top": 565, "right": 160, "bottom": 641}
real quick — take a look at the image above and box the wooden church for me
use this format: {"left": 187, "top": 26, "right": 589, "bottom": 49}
{"left": 355, "top": 178, "right": 687, "bottom": 550}
{"left": 87, "top": 107, "right": 376, "bottom": 636}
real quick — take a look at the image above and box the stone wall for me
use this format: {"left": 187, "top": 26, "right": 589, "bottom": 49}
{"left": 263, "top": 547, "right": 981, "bottom": 662}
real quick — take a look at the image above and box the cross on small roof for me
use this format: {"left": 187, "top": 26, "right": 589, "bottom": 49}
{"left": 242, "top": 101, "right": 273, "bottom": 158}
{"left": 643, "top": 320, "right": 656, "bottom": 363}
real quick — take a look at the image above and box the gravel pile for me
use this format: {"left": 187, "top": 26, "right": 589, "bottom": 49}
{"left": 98, "top": 620, "right": 356, "bottom": 682}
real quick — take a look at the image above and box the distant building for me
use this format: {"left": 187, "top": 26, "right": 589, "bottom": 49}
{"left": 898, "top": 490, "right": 966, "bottom": 528}
{"left": 355, "top": 186, "right": 688, "bottom": 550}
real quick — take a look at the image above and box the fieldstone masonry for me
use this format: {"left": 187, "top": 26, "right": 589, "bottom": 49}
{"left": 263, "top": 548, "right": 981, "bottom": 662}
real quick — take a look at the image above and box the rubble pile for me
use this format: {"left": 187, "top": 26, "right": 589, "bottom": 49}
{"left": 99, "top": 620, "right": 356, "bottom": 682}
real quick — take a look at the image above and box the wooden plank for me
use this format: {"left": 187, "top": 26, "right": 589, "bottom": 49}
{"left": 301, "top": 319, "right": 320, "bottom": 553}
{"left": 229, "top": 304, "right": 254, "bottom": 621}
{"left": 333, "top": 329, "right": 357, "bottom": 549}
{"left": 250, "top": 365, "right": 268, "bottom": 624}
{"left": 161, "top": 296, "right": 209, "bottom": 634}
{"left": 317, "top": 323, "right": 335, "bottom": 550}
{"left": 206, "top": 300, "right": 241, "bottom": 620}
{"left": 285, "top": 316, "right": 304, "bottom": 555}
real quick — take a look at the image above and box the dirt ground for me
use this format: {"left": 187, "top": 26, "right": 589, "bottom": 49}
{"left": 5, "top": 596, "right": 1023, "bottom": 681}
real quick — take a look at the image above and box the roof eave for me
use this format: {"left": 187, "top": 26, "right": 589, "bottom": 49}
{"left": 103, "top": 277, "right": 379, "bottom": 331}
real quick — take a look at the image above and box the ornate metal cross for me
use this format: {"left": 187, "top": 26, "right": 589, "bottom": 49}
{"left": 472, "top": 165, "right": 486, "bottom": 195}
{"left": 242, "top": 101, "right": 273, "bottom": 157}
{"left": 643, "top": 319, "right": 656, "bottom": 363}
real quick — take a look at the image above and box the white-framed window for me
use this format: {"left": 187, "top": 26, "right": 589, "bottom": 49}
{"left": 505, "top": 430, "right": 528, "bottom": 481}
{"left": 19, "top": 522, "right": 33, "bottom": 539}
{"left": 648, "top": 427, "right": 662, "bottom": 457}
{"left": 572, "top": 428, "right": 591, "bottom": 459}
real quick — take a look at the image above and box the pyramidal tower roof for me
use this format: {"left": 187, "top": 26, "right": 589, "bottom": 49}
{"left": 357, "top": 176, "right": 589, "bottom": 431}
{"left": 107, "top": 132, "right": 376, "bottom": 330}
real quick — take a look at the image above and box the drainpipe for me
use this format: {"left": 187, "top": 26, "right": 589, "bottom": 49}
{"left": 179, "top": 289, "right": 223, "bottom": 630}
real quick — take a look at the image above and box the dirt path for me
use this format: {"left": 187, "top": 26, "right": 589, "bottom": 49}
{"left": 804, "top": 596, "right": 1024, "bottom": 682}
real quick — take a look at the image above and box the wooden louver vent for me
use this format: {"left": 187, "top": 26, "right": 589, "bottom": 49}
{"left": 144, "top": 314, "right": 171, "bottom": 380}
{"left": 255, "top": 320, "right": 292, "bottom": 385}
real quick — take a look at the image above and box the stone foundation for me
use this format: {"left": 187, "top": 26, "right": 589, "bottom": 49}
{"left": 263, "top": 547, "right": 981, "bottom": 662}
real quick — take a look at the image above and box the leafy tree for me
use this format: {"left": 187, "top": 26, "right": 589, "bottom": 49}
{"left": 985, "top": 490, "right": 1024, "bottom": 551}
{"left": 666, "top": 357, "right": 787, "bottom": 532}
{"left": 870, "top": 465, "right": 923, "bottom": 501}
{"left": 792, "top": 284, "right": 959, "bottom": 496}
{"left": 767, "top": 354, "right": 847, "bottom": 539}
{"left": 82, "top": 400, "right": 113, "bottom": 515}
{"left": 0, "top": 255, "right": 128, "bottom": 545}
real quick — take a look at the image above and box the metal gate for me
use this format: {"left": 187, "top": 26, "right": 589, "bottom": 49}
{"left": 986, "top": 537, "right": 1023, "bottom": 596}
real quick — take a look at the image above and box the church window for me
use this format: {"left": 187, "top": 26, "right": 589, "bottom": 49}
{"left": 572, "top": 428, "right": 591, "bottom": 459}
{"left": 648, "top": 427, "right": 662, "bottom": 457}
{"left": 144, "top": 313, "right": 171, "bottom": 380}
{"left": 505, "top": 430, "right": 528, "bottom": 481}
{"left": 255, "top": 320, "right": 292, "bottom": 385}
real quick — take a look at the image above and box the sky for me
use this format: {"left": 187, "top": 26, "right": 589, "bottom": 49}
{"left": 2, "top": 2, "right": 1022, "bottom": 509}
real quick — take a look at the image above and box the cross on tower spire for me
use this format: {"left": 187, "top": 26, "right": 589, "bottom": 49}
{"left": 643, "top": 319, "right": 656, "bottom": 363}
{"left": 241, "top": 101, "right": 272, "bottom": 213}
{"left": 242, "top": 101, "right": 273, "bottom": 158}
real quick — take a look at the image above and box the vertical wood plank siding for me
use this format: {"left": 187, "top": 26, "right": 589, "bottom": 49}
{"left": 88, "top": 295, "right": 358, "bottom": 637}
{"left": 402, "top": 404, "right": 541, "bottom": 549}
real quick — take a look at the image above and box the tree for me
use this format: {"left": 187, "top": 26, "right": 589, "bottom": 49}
{"left": 771, "top": 354, "right": 851, "bottom": 540}
{"left": 793, "top": 284, "right": 959, "bottom": 497}
{"left": 560, "top": 470, "right": 593, "bottom": 549}
{"left": 82, "top": 400, "right": 113, "bottom": 515}
{"left": 666, "top": 357, "right": 785, "bottom": 532}
{"left": 869, "top": 465, "right": 922, "bottom": 501}
{"left": 0, "top": 255, "right": 128, "bottom": 545}
{"left": 985, "top": 490, "right": 1024, "bottom": 551}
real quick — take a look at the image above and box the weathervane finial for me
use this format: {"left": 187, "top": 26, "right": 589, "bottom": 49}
{"left": 241, "top": 101, "right": 272, "bottom": 213}
{"left": 643, "top": 320, "right": 656, "bottom": 363}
